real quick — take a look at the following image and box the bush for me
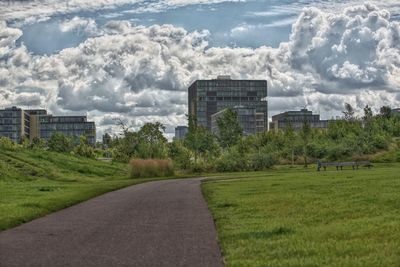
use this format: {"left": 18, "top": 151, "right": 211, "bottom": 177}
{"left": 73, "top": 136, "right": 95, "bottom": 158}
{"left": 0, "top": 137, "right": 20, "bottom": 151}
{"left": 74, "top": 144, "right": 95, "bottom": 158}
{"left": 168, "top": 141, "right": 192, "bottom": 169}
{"left": 189, "top": 161, "right": 214, "bottom": 173}
{"left": 129, "top": 159, "right": 174, "bottom": 178}
{"left": 48, "top": 132, "right": 74, "bottom": 153}
{"left": 249, "top": 153, "right": 277, "bottom": 171}
{"left": 216, "top": 148, "right": 249, "bottom": 172}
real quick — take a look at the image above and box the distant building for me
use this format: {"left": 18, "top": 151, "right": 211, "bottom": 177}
{"left": 392, "top": 108, "right": 400, "bottom": 116}
{"left": 0, "top": 107, "right": 30, "bottom": 144}
{"left": 174, "top": 126, "right": 188, "bottom": 140}
{"left": 188, "top": 76, "right": 268, "bottom": 131}
{"left": 269, "top": 109, "right": 331, "bottom": 131}
{"left": 211, "top": 106, "right": 264, "bottom": 136}
{"left": 102, "top": 133, "right": 112, "bottom": 147}
{"left": 0, "top": 106, "right": 96, "bottom": 145}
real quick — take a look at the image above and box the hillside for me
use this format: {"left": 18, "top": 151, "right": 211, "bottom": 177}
{"left": 1, "top": 148, "right": 142, "bottom": 230}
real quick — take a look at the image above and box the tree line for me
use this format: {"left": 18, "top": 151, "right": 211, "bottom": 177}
{"left": 107, "top": 104, "right": 400, "bottom": 172}
{"left": 2, "top": 104, "right": 398, "bottom": 173}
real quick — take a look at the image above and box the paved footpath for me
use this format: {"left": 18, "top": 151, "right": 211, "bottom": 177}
{"left": 0, "top": 179, "right": 224, "bottom": 267}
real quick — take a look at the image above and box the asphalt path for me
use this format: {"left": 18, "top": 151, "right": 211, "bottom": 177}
{"left": 0, "top": 178, "right": 224, "bottom": 267}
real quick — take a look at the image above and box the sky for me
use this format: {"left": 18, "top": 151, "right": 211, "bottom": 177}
{"left": 1, "top": 0, "right": 400, "bottom": 139}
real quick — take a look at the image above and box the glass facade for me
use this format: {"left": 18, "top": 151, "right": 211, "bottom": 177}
{"left": 188, "top": 77, "right": 268, "bottom": 131}
{"left": 269, "top": 109, "right": 331, "bottom": 131}
{"left": 174, "top": 126, "right": 188, "bottom": 140}
{"left": 39, "top": 115, "right": 96, "bottom": 145}
{"left": 0, "top": 107, "right": 29, "bottom": 143}
{"left": 0, "top": 107, "right": 96, "bottom": 145}
{"left": 211, "top": 107, "right": 264, "bottom": 136}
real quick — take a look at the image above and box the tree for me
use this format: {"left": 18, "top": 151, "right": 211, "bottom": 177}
{"left": 284, "top": 122, "right": 296, "bottom": 167}
{"left": 168, "top": 140, "right": 192, "bottom": 169}
{"left": 343, "top": 103, "right": 355, "bottom": 121}
{"left": 300, "top": 119, "right": 311, "bottom": 167}
{"left": 363, "top": 105, "right": 373, "bottom": 121}
{"left": 379, "top": 106, "right": 392, "bottom": 119}
{"left": 48, "top": 132, "right": 74, "bottom": 153}
{"left": 137, "top": 122, "right": 168, "bottom": 159}
{"left": 74, "top": 136, "right": 95, "bottom": 158}
{"left": 216, "top": 108, "right": 242, "bottom": 149}
{"left": 184, "top": 115, "right": 218, "bottom": 163}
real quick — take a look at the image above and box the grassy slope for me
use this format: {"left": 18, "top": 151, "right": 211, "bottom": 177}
{"left": 202, "top": 164, "right": 400, "bottom": 267}
{"left": 0, "top": 149, "right": 161, "bottom": 231}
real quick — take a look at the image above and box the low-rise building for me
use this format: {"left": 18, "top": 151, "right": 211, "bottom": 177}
{"left": 269, "top": 109, "right": 331, "bottom": 131}
{"left": 0, "top": 106, "right": 96, "bottom": 145}
{"left": 211, "top": 106, "right": 264, "bottom": 136}
{"left": 0, "top": 107, "right": 30, "bottom": 143}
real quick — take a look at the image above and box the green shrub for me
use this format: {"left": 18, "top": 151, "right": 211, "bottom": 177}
{"left": 48, "top": 132, "right": 74, "bottom": 153}
{"left": 216, "top": 148, "right": 249, "bottom": 172}
{"left": 189, "top": 161, "right": 214, "bottom": 173}
{"left": 249, "top": 153, "right": 277, "bottom": 171}
{"left": 168, "top": 141, "right": 192, "bottom": 169}
{"left": 129, "top": 159, "right": 174, "bottom": 178}
{"left": 73, "top": 136, "right": 95, "bottom": 158}
{"left": 0, "top": 137, "right": 20, "bottom": 151}
{"left": 74, "top": 144, "right": 95, "bottom": 158}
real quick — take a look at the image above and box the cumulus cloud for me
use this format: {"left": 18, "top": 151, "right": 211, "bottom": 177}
{"left": 59, "top": 16, "right": 98, "bottom": 36}
{"left": 1, "top": 4, "right": 400, "bottom": 138}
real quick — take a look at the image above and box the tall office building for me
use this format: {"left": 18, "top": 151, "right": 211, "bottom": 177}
{"left": 188, "top": 76, "right": 268, "bottom": 132}
{"left": 0, "top": 107, "right": 96, "bottom": 145}
{"left": 211, "top": 106, "right": 264, "bottom": 136}
{"left": 269, "top": 109, "right": 331, "bottom": 131}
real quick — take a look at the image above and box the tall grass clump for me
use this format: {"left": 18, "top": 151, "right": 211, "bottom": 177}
{"left": 129, "top": 159, "right": 174, "bottom": 178}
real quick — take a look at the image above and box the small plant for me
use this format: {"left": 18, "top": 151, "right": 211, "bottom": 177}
{"left": 129, "top": 159, "right": 174, "bottom": 178}
{"left": 0, "top": 137, "right": 20, "bottom": 151}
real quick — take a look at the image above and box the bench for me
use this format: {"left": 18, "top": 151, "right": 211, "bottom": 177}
{"left": 317, "top": 161, "right": 372, "bottom": 171}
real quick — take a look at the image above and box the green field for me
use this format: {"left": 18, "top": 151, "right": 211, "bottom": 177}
{"left": 0, "top": 149, "right": 169, "bottom": 231}
{"left": 202, "top": 164, "right": 400, "bottom": 267}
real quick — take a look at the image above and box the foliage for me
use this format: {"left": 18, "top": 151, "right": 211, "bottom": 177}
{"left": 168, "top": 140, "right": 192, "bottom": 169}
{"left": 129, "top": 159, "right": 174, "bottom": 178}
{"left": 74, "top": 136, "right": 96, "bottom": 158}
{"left": 216, "top": 108, "right": 242, "bottom": 149}
{"left": 136, "top": 122, "right": 168, "bottom": 159}
{"left": 343, "top": 102, "right": 355, "bottom": 120}
{"left": 184, "top": 115, "right": 220, "bottom": 163}
{"left": 216, "top": 148, "right": 250, "bottom": 172}
{"left": 111, "top": 122, "right": 168, "bottom": 162}
{"left": 48, "top": 132, "right": 74, "bottom": 153}
{"left": 0, "top": 137, "right": 20, "bottom": 151}
{"left": 249, "top": 152, "right": 278, "bottom": 171}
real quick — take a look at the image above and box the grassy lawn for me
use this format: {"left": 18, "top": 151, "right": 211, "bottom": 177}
{"left": 202, "top": 164, "right": 400, "bottom": 267}
{"left": 0, "top": 149, "right": 171, "bottom": 231}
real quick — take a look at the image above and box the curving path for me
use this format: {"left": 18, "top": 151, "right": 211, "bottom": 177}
{"left": 0, "top": 178, "right": 224, "bottom": 267}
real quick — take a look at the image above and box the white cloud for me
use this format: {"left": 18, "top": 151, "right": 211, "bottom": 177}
{"left": 0, "top": 0, "right": 244, "bottom": 22}
{"left": 59, "top": 16, "right": 98, "bottom": 36}
{"left": 1, "top": 4, "right": 400, "bottom": 138}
